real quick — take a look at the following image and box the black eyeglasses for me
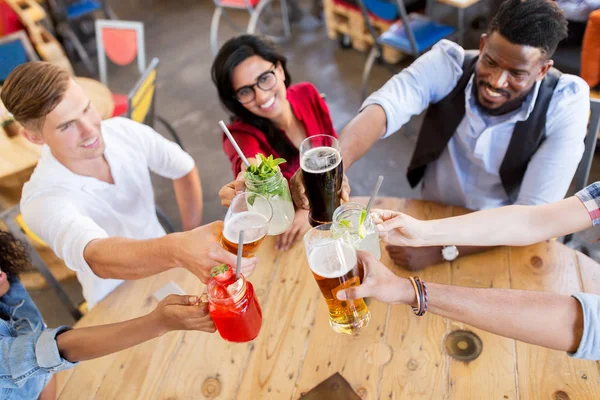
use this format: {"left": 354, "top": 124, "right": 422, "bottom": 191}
{"left": 234, "top": 66, "right": 278, "bottom": 104}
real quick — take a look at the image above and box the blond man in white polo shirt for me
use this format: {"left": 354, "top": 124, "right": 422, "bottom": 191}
{"left": 1, "top": 62, "right": 256, "bottom": 309}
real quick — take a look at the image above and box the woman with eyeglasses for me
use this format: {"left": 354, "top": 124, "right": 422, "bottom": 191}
{"left": 212, "top": 34, "right": 336, "bottom": 252}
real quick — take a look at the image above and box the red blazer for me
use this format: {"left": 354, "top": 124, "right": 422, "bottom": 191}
{"left": 222, "top": 82, "right": 337, "bottom": 182}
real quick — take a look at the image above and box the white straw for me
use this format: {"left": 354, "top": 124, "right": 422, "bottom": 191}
{"left": 219, "top": 120, "right": 250, "bottom": 168}
{"left": 235, "top": 230, "right": 244, "bottom": 280}
{"left": 365, "top": 175, "right": 384, "bottom": 215}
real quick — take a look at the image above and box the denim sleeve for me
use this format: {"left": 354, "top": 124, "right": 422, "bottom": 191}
{"left": 569, "top": 292, "right": 600, "bottom": 360}
{"left": 0, "top": 326, "right": 78, "bottom": 388}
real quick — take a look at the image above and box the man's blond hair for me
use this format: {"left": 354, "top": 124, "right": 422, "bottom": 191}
{"left": 1, "top": 61, "right": 71, "bottom": 130}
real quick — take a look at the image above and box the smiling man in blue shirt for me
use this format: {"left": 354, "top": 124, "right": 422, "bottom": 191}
{"left": 327, "top": 0, "right": 590, "bottom": 269}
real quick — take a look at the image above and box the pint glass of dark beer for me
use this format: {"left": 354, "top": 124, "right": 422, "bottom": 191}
{"left": 299, "top": 135, "right": 343, "bottom": 227}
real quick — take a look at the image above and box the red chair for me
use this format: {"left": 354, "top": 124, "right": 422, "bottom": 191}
{"left": 95, "top": 19, "right": 183, "bottom": 147}
{"left": 210, "top": 0, "right": 291, "bottom": 56}
{"left": 95, "top": 19, "right": 145, "bottom": 117}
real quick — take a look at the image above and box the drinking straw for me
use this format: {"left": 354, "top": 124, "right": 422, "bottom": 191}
{"left": 365, "top": 175, "right": 384, "bottom": 215}
{"left": 235, "top": 230, "right": 245, "bottom": 280}
{"left": 220, "top": 120, "right": 250, "bottom": 168}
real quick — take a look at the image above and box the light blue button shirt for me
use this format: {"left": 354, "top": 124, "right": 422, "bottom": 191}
{"left": 361, "top": 40, "right": 590, "bottom": 210}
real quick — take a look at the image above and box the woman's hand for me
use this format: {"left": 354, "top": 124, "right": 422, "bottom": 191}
{"left": 151, "top": 294, "right": 216, "bottom": 335}
{"left": 218, "top": 171, "right": 246, "bottom": 207}
{"left": 276, "top": 209, "right": 310, "bottom": 251}
{"left": 291, "top": 169, "right": 351, "bottom": 209}
{"left": 371, "top": 209, "right": 430, "bottom": 247}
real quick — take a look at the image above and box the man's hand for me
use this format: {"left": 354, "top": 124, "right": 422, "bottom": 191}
{"left": 218, "top": 171, "right": 246, "bottom": 207}
{"left": 336, "top": 251, "right": 415, "bottom": 305}
{"left": 151, "top": 294, "right": 216, "bottom": 335}
{"left": 386, "top": 245, "right": 443, "bottom": 271}
{"left": 371, "top": 209, "right": 429, "bottom": 247}
{"left": 172, "top": 221, "right": 258, "bottom": 282}
{"left": 276, "top": 209, "right": 310, "bottom": 252}
{"left": 291, "top": 169, "right": 351, "bottom": 210}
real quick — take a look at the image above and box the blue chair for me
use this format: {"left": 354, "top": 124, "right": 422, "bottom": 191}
{"left": 356, "top": 0, "right": 455, "bottom": 99}
{"left": 46, "top": 0, "right": 116, "bottom": 74}
{"left": 0, "top": 30, "right": 39, "bottom": 84}
{"left": 65, "top": 0, "right": 104, "bottom": 20}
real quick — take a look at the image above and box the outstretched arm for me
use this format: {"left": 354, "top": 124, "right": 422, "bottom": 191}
{"left": 337, "top": 252, "right": 585, "bottom": 355}
{"left": 374, "top": 195, "right": 592, "bottom": 248}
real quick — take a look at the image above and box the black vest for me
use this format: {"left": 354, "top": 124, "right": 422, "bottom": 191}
{"left": 406, "top": 52, "right": 561, "bottom": 203}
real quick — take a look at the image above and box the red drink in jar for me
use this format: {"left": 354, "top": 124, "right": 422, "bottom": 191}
{"left": 207, "top": 264, "right": 262, "bottom": 342}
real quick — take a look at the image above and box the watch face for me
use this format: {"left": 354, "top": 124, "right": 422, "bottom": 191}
{"left": 442, "top": 246, "right": 459, "bottom": 261}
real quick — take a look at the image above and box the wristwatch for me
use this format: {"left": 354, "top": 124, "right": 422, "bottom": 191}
{"left": 441, "top": 245, "right": 459, "bottom": 261}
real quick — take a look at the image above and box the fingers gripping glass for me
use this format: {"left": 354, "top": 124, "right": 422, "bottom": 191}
{"left": 235, "top": 67, "right": 278, "bottom": 104}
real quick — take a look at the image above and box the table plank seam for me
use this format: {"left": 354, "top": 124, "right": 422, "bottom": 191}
{"left": 376, "top": 302, "right": 393, "bottom": 400}
{"left": 236, "top": 247, "right": 285, "bottom": 399}
{"left": 574, "top": 249, "right": 586, "bottom": 293}
{"left": 289, "top": 298, "right": 321, "bottom": 400}
{"left": 506, "top": 247, "right": 522, "bottom": 400}
{"left": 150, "top": 331, "right": 188, "bottom": 400}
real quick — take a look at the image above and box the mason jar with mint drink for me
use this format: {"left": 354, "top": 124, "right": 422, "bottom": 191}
{"left": 331, "top": 202, "right": 381, "bottom": 260}
{"left": 245, "top": 154, "right": 295, "bottom": 236}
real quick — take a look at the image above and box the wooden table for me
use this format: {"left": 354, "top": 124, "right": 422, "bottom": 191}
{"left": 55, "top": 198, "right": 600, "bottom": 399}
{"left": 0, "top": 125, "right": 42, "bottom": 183}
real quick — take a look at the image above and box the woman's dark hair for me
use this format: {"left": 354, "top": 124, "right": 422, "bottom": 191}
{"left": 211, "top": 34, "right": 297, "bottom": 160}
{"left": 0, "top": 230, "right": 29, "bottom": 280}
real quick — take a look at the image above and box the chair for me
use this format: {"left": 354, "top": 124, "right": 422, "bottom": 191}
{"left": 0, "top": 30, "right": 39, "bottom": 83}
{"left": 356, "top": 0, "right": 455, "bottom": 99}
{"left": 4, "top": 0, "right": 75, "bottom": 75}
{"left": 94, "top": 19, "right": 182, "bottom": 148}
{"left": 0, "top": 205, "right": 83, "bottom": 320}
{"left": 210, "top": 0, "right": 291, "bottom": 56}
{"left": 581, "top": 10, "right": 600, "bottom": 92}
{"left": 562, "top": 98, "right": 600, "bottom": 245}
{"left": 127, "top": 57, "right": 180, "bottom": 233}
{"left": 46, "top": 0, "right": 116, "bottom": 74}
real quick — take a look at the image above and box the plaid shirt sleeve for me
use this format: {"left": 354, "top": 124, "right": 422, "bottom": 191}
{"left": 575, "top": 182, "right": 600, "bottom": 226}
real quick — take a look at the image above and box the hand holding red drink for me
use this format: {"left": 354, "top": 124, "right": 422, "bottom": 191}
{"left": 206, "top": 264, "right": 263, "bottom": 343}
{"left": 150, "top": 294, "right": 216, "bottom": 335}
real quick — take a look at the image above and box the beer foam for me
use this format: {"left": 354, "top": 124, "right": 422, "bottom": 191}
{"left": 308, "top": 240, "right": 357, "bottom": 278}
{"left": 300, "top": 146, "right": 342, "bottom": 174}
{"left": 224, "top": 211, "right": 269, "bottom": 243}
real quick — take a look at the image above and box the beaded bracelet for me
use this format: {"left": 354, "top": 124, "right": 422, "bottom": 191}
{"left": 408, "top": 276, "right": 421, "bottom": 315}
{"left": 408, "top": 276, "right": 428, "bottom": 316}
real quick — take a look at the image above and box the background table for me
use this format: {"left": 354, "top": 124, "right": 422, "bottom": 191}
{"left": 55, "top": 197, "right": 600, "bottom": 399}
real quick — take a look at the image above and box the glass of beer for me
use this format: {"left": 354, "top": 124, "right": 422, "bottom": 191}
{"left": 221, "top": 192, "right": 272, "bottom": 257}
{"left": 300, "top": 135, "right": 343, "bottom": 227}
{"left": 303, "top": 223, "right": 370, "bottom": 334}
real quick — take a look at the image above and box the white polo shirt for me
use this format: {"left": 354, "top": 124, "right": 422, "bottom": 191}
{"left": 21, "top": 117, "right": 195, "bottom": 309}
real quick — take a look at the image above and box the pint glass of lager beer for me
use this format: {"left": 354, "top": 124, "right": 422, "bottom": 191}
{"left": 221, "top": 192, "right": 273, "bottom": 257}
{"left": 300, "top": 135, "right": 343, "bottom": 227}
{"left": 304, "top": 223, "right": 370, "bottom": 334}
